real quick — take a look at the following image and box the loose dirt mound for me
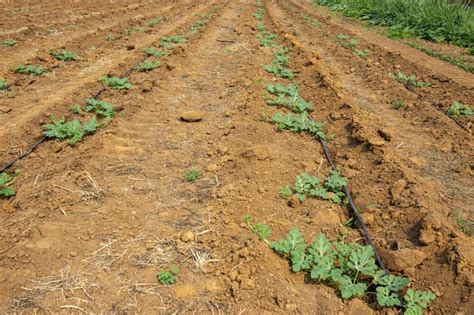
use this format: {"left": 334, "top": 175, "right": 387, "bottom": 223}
{"left": 0, "top": 0, "right": 472, "bottom": 313}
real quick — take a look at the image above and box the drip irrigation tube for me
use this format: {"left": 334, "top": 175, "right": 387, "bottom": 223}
{"left": 319, "top": 138, "right": 388, "bottom": 273}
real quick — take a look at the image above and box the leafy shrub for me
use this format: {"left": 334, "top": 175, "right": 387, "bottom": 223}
{"left": 315, "top": 0, "right": 474, "bottom": 48}
{"left": 13, "top": 64, "right": 46, "bottom": 76}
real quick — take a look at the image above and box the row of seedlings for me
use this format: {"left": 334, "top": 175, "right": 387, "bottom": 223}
{"left": 246, "top": 1, "right": 436, "bottom": 314}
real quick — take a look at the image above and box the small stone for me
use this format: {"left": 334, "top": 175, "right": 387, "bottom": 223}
{"left": 419, "top": 229, "right": 435, "bottom": 245}
{"left": 0, "top": 105, "right": 11, "bottom": 113}
{"left": 126, "top": 44, "right": 135, "bottom": 50}
{"left": 216, "top": 145, "right": 228, "bottom": 155}
{"left": 180, "top": 111, "right": 203, "bottom": 122}
{"left": 363, "top": 213, "right": 375, "bottom": 225}
{"left": 206, "top": 164, "right": 218, "bottom": 172}
{"left": 288, "top": 195, "right": 301, "bottom": 208}
{"left": 181, "top": 231, "right": 194, "bottom": 242}
{"left": 382, "top": 248, "right": 426, "bottom": 272}
{"left": 112, "top": 104, "right": 124, "bottom": 112}
{"left": 142, "top": 81, "right": 153, "bottom": 92}
{"left": 52, "top": 142, "right": 62, "bottom": 153}
{"left": 285, "top": 304, "right": 298, "bottom": 312}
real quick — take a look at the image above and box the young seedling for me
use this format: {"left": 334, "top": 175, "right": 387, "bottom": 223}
{"left": 264, "top": 48, "right": 294, "bottom": 79}
{"left": 455, "top": 209, "right": 473, "bottom": 236}
{"left": 302, "top": 14, "right": 321, "bottom": 27}
{"left": 271, "top": 228, "right": 436, "bottom": 313}
{"left": 123, "top": 27, "right": 145, "bottom": 36}
{"left": 160, "top": 35, "right": 187, "bottom": 49}
{"left": 70, "top": 104, "right": 82, "bottom": 114}
{"left": 279, "top": 186, "right": 292, "bottom": 199}
{"left": 13, "top": 64, "right": 46, "bottom": 76}
{"left": 101, "top": 75, "right": 132, "bottom": 90}
{"left": 266, "top": 83, "right": 313, "bottom": 113}
{"left": 391, "top": 71, "right": 430, "bottom": 88}
{"left": 290, "top": 170, "right": 347, "bottom": 204}
{"left": 190, "top": 21, "right": 206, "bottom": 34}
{"left": 157, "top": 265, "right": 179, "bottom": 285}
{"left": 136, "top": 60, "right": 160, "bottom": 72}
{"left": 243, "top": 214, "right": 272, "bottom": 242}
{"left": 272, "top": 111, "right": 325, "bottom": 140}
{"left": 149, "top": 17, "right": 163, "bottom": 27}
{"left": 391, "top": 99, "right": 405, "bottom": 110}
{"left": 43, "top": 116, "right": 99, "bottom": 145}
{"left": 354, "top": 49, "right": 369, "bottom": 58}
{"left": 0, "top": 79, "right": 7, "bottom": 92}
{"left": 0, "top": 172, "right": 16, "bottom": 197}
{"left": 49, "top": 49, "right": 77, "bottom": 61}
{"left": 85, "top": 98, "right": 115, "bottom": 119}
{"left": 3, "top": 39, "right": 17, "bottom": 48}
{"left": 447, "top": 101, "right": 473, "bottom": 118}
{"left": 143, "top": 47, "right": 166, "bottom": 58}
{"left": 185, "top": 168, "right": 201, "bottom": 182}
{"left": 105, "top": 34, "right": 115, "bottom": 41}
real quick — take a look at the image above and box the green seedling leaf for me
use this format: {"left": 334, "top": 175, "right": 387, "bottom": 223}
{"left": 85, "top": 98, "right": 115, "bottom": 119}
{"left": 49, "top": 49, "right": 77, "bottom": 61}
{"left": 3, "top": 39, "right": 17, "bottom": 47}
{"left": 185, "top": 168, "right": 201, "bottom": 182}
{"left": 137, "top": 60, "right": 160, "bottom": 72}
{"left": 13, "top": 64, "right": 46, "bottom": 76}
{"left": 101, "top": 75, "right": 132, "bottom": 90}
{"left": 376, "top": 286, "right": 401, "bottom": 307}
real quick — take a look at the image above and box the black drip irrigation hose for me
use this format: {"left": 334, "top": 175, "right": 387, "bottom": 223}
{"left": 319, "top": 138, "right": 388, "bottom": 274}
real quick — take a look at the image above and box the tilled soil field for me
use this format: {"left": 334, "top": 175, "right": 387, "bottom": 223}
{"left": 0, "top": 0, "right": 472, "bottom": 314}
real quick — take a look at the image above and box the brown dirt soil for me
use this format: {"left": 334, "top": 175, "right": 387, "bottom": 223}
{"left": 0, "top": 0, "right": 473, "bottom": 314}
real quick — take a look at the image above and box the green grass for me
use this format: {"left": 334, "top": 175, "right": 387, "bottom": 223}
{"left": 2, "top": 39, "right": 17, "bottom": 48}
{"left": 390, "top": 71, "right": 430, "bottom": 88}
{"left": 13, "top": 64, "right": 46, "bottom": 76}
{"left": 0, "top": 172, "right": 16, "bottom": 197}
{"left": 185, "top": 168, "right": 201, "bottom": 182}
{"left": 136, "top": 60, "right": 160, "bottom": 72}
{"left": 314, "top": 0, "right": 474, "bottom": 48}
{"left": 455, "top": 209, "right": 473, "bottom": 236}
{"left": 405, "top": 41, "right": 474, "bottom": 74}
{"left": 101, "top": 75, "right": 132, "bottom": 90}
{"left": 447, "top": 101, "right": 473, "bottom": 118}
{"left": 49, "top": 49, "right": 77, "bottom": 61}
{"left": 391, "top": 99, "right": 405, "bottom": 110}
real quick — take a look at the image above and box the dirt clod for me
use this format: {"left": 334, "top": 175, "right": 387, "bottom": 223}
{"left": 180, "top": 111, "right": 204, "bottom": 122}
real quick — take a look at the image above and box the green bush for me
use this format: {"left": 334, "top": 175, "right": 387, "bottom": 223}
{"left": 315, "top": 0, "right": 474, "bottom": 48}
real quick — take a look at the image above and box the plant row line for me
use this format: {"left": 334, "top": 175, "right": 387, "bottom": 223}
{"left": 0, "top": 5, "right": 222, "bottom": 199}
{"left": 246, "top": 1, "right": 435, "bottom": 314}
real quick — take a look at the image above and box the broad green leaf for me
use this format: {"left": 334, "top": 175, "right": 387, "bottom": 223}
{"left": 347, "top": 245, "right": 378, "bottom": 276}
{"left": 374, "top": 275, "right": 410, "bottom": 291}
{"left": 376, "top": 286, "right": 401, "bottom": 307}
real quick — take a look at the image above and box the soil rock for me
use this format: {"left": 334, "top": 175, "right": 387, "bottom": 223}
{"left": 382, "top": 248, "right": 427, "bottom": 272}
{"left": 348, "top": 298, "right": 373, "bottom": 315}
{"left": 180, "top": 111, "right": 204, "bottom": 122}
